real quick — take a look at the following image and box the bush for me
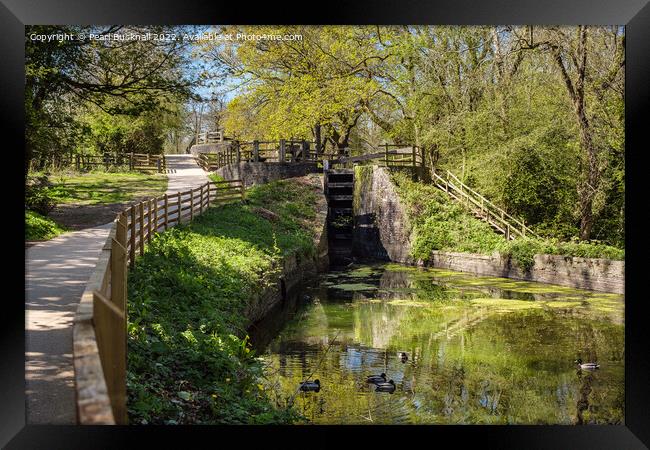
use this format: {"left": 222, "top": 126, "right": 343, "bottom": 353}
{"left": 25, "top": 210, "right": 66, "bottom": 241}
{"left": 25, "top": 175, "right": 57, "bottom": 215}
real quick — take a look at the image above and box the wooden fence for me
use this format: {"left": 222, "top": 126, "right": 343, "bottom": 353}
{"left": 72, "top": 179, "right": 245, "bottom": 424}
{"left": 40, "top": 153, "right": 167, "bottom": 173}
{"left": 332, "top": 144, "right": 424, "bottom": 169}
{"left": 196, "top": 139, "right": 328, "bottom": 171}
{"left": 431, "top": 169, "right": 539, "bottom": 240}
{"left": 196, "top": 131, "right": 225, "bottom": 144}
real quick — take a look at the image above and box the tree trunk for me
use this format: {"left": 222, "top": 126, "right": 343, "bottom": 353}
{"left": 551, "top": 26, "right": 598, "bottom": 240}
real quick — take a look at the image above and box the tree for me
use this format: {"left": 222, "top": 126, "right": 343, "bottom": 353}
{"left": 513, "top": 26, "right": 625, "bottom": 240}
{"left": 25, "top": 25, "right": 195, "bottom": 173}
{"left": 200, "top": 26, "right": 390, "bottom": 153}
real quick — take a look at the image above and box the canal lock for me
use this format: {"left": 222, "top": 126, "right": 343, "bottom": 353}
{"left": 325, "top": 169, "right": 354, "bottom": 267}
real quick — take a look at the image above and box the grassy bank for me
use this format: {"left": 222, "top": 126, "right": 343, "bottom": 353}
{"left": 25, "top": 210, "right": 68, "bottom": 241}
{"left": 389, "top": 171, "right": 624, "bottom": 271}
{"left": 127, "top": 176, "right": 321, "bottom": 424}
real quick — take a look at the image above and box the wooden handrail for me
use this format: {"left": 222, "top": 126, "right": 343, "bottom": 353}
{"left": 431, "top": 169, "right": 539, "bottom": 240}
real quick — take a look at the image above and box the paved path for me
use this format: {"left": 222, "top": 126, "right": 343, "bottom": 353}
{"left": 24, "top": 155, "right": 207, "bottom": 424}
{"left": 25, "top": 223, "right": 112, "bottom": 424}
{"left": 164, "top": 154, "right": 209, "bottom": 194}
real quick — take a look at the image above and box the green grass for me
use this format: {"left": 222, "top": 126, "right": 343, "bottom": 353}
{"left": 46, "top": 170, "right": 167, "bottom": 205}
{"left": 126, "top": 178, "right": 319, "bottom": 425}
{"left": 208, "top": 173, "right": 225, "bottom": 183}
{"left": 25, "top": 210, "right": 67, "bottom": 241}
{"left": 388, "top": 170, "right": 624, "bottom": 271}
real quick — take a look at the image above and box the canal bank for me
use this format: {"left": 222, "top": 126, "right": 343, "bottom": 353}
{"left": 126, "top": 174, "right": 329, "bottom": 424}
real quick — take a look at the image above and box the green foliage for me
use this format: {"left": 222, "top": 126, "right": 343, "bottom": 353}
{"left": 391, "top": 171, "right": 504, "bottom": 259}
{"left": 498, "top": 238, "right": 625, "bottom": 272}
{"left": 25, "top": 25, "right": 193, "bottom": 172}
{"left": 208, "top": 173, "right": 225, "bottom": 183}
{"left": 25, "top": 210, "right": 67, "bottom": 241}
{"left": 391, "top": 171, "right": 623, "bottom": 271}
{"left": 205, "top": 26, "right": 383, "bottom": 148}
{"left": 25, "top": 175, "right": 57, "bottom": 215}
{"left": 127, "top": 178, "right": 320, "bottom": 424}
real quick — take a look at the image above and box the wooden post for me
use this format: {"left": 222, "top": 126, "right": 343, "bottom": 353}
{"left": 190, "top": 189, "right": 194, "bottom": 221}
{"left": 147, "top": 199, "right": 153, "bottom": 243}
{"left": 138, "top": 202, "right": 144, "bottom": 256}
{"left": 239, "top": 180, "right": 245, "bottom": 200}
{"left": 130, "top": 207, "right": 136, "bottom": 266}
{"left": 177, "top": 192, "right": 181, "bottom": 224}
{"left": 199, "top": 185, "right": 204, "bottom": 214}
{"left": 153, "top": 197, "right": 159, "bottom": 233}
{"left": 111, "top": 237, "right": 127, "bottom": 312}
{"left": 506, "top": 223, "right": 510, "bottom": 240}
{"left": 412, "top": 146, "right": 416, "bottom": 169}
{"left": 129, "top": 153, "right": 133, "bottom": 171}
{"left": 110, "top": 233, "right": 128, "bottom": 424}
{"left": 116, "top": 212, "right": 127, "bottom": 248}
{"left": 75, "top": 154, "right": 80, "bottom": 171}
{"left": 206, "top": 182, "right": 210, "bottom": 208}
{"left": 279, "top": 139, "right": 286, "bottom": 163}
{"left": 384, "top": 143, "right": 389, "bottom": 166}
{"left": 163, "top": 193, "right": 169, "bottom": 231}
{"left": 157, "top": 158, "right": 161, "bottom": 173}
{"left": 253, "top": 140, "right": 260, "bottom": 162}
{"left": 236, "top": 141, "right": 241, "bottom": 164}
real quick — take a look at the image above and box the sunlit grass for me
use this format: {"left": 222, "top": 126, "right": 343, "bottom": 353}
{"left": 47, "top": 170, "right": 167, "bottom": 205}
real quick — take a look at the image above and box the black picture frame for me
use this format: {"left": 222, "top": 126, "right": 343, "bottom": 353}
{"left": 3, "top": 0, "right": 649, "bottom": 448}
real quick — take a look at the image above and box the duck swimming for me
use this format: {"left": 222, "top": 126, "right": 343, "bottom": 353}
{"left": 366, "top": 373, "right": 387, "bottom": 384}
{"left": 575, "top": 359, "right": 600, "bottom": 370}
{"left": 375, "top": 379, "right": 396, "bottom": 393}
{"left": 299, "top": 379, "right": 321, "bottom": 392}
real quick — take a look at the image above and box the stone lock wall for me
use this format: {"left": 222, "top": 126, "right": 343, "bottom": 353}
{"left": 215, "top": 162, "right": 319, "bottom": 188}
{"left": 424, "top": 251, "right": 624, "bottom": 294}
{"left": 352, "top": 165, "right": 414, "bottom": 263}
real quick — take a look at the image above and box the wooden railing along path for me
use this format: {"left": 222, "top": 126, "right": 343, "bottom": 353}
{"left": 72, "top": 179, "right": 245, "bottom": 424}
{"left": 44, "top": 152, "right": 167, "bottom": 173}
{"left": 431, "top": 169, "right": 539, "bottom": 240}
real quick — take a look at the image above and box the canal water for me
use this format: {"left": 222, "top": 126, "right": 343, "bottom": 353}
{"left": 249, "top": 262, "right": 624, "bottom": 425}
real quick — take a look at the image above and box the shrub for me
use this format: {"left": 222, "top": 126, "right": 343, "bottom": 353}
{"left": 25, "top": 210, "right": 66, "bottom": 241}
{"left": 25, "top": 175, "right": 57, "bottom": 215}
